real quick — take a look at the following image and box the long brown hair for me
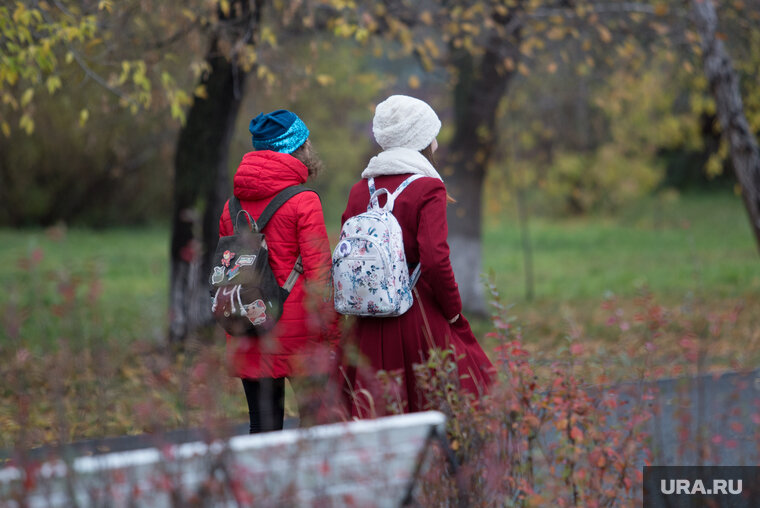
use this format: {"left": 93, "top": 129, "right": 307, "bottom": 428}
{"left": 291, "top": 139, "right": 324, "bottom": 178}
{"left": 420, "top": 143, "right": 456, "bottom": 204}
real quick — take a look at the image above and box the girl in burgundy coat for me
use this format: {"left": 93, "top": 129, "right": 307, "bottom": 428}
{"left": 339, "top": 95, "right": 494, "bottom": 417}
{"left": 218, "top": 110, "right": 334, "bottom": 433}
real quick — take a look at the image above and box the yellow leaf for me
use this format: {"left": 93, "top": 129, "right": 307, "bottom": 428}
{"left": 261, "top": 26, "right": 277, "bottom": 47}
{"left": 355, "top": 27, "right": 369, "bottom": 43}
{"left": 20, "top": 88, "right": 34, "bottom": 107}
{"left": 408, "top": 75, "right": 420, "bottom": 89}
{"left": 65, "top": 51, "right": 74, "bottom": 64}
{"left": 419, "top": 10, "right": 433, "bottom": 25}
{"left": 547, "top": 26, "right": 564, "bottom": 41}
{"left": 316, "top": 74, "right": 334, "bottom": 86}
{"left": 19, "top": 113, "right": 34, "bottom": 135}
{"left": 705, "top": 152, "right": 723, "bottom": 178}
{"left": 220, "top": 0, "right": 230, "bottom": 17}
{"left": 597, "top": 25, "right": 612, "bottom": 44}
{"left": 193, "top": 85, "right": 208, "bottom": 99}
{"left": 79, "top": 108, "right": 89, "bottom": 127}
{"left": 46, "top": 76, "right": 61, "bottom": 94}
{"left": 1, "top": 121, "right": 10, "bottom": 137}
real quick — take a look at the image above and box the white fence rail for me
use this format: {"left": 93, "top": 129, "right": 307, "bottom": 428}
{"left": 0, "top": 411, "right": 446, "bottom": 507}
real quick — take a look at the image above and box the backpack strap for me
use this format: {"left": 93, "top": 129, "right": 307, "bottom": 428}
{"left": 393, "top": 175, "right": 424, "bottom": 289}
{"left": 257, "top": 185, "right": 316, "bottom": 231}
{"left": 367, "top": 174, "right": 425, "bottom": 212}
{"left": 230, "top": 185, "right": 319, "bottom": 294}
{"left": 391, "top": 174, "right": 425, "bottom": 199}
{"left": 367, "top": 174, "right": 424, "bottom": 200}
{"left": 265, "top": 185, "right": 319, "bottom": 293}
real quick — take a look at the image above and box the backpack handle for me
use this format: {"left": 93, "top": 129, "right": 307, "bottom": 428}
{"left": 229, "top": 197, "right": 260, "bottom": 234}
{"left": 366, "top": 174, "right": 425, "bottom": 213}
{"left": 234, "top": 209, "right": 258, "bottom": 233}
{"left": 368, "top": 187, "right": 396, "bottom": 212}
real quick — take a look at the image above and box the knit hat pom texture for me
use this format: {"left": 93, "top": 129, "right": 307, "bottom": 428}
{"left": 372, "top": 95, "right": 441, "bottom": 151}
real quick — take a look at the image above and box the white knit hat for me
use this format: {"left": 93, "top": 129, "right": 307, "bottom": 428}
{"left": 372, "top": 95, "right": 441, "bottom": 151}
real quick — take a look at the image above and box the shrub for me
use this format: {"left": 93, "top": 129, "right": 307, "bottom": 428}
{"left": 404, "top": 281, "right": 654, "bottom": 507}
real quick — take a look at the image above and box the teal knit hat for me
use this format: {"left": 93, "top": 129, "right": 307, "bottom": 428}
{"left": 249, "top": 109, "right": 310, "bottom": 154}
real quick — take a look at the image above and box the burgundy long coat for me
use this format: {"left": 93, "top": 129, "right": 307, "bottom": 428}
{"left": 340, "top": 174, "right": 494, "bottom": 417}
{"left": 218, "top": 150, "right": 334, "bottom": 379}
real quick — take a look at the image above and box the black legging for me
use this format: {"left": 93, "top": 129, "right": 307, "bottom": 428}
{"left": 241, "top": 377, "right": 285, "bottom": 434}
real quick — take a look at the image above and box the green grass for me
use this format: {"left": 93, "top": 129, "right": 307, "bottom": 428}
{"left": 483, "top": 192, "right": 760, "bottom": 304}
{"left": 0, "top": 227, "right": 169, "bottom": 346}
{"left": 1, "top": 192, "right": 758, "bottom": 349}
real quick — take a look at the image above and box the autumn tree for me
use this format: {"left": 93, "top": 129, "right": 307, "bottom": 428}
{"left": 691, "top": 0, "right": 760, "bottom": 251}
{"left": 168, "top": 0, "right": 263, "bottom": 343}
{"left": 1, "top": 1, "right": 322, "bottom": 342}
{"left": 326, "top": 0, "right": 760, "bottom": 310}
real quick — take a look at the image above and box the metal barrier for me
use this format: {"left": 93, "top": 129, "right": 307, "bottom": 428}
{"left": 0, "top": 411, "right": 447, "bottom": 507}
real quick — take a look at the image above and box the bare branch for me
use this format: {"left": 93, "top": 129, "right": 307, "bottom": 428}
{"left": 73, "top": 51, "right": 141, "bottom": 106}
{"left": 36, "top": 3, "right": 140, "bottom": 108}
{"left": 149, "top": 23, "right": 200, "bottom": 50}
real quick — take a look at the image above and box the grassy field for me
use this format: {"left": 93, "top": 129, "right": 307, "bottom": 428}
{"left": 483, "top": 192, "right": 760, "bottom": 303}
{"left": 1, "top": 191, "right": 759, "bottom": 446}
{"left": 0, "top": 226, "right": 169, "bottom": 349}
{"left": 1, "top": 192, "right": 758, "bottom": 347}
{"left": 3, "top": 193, "right": 758, "bottom": 313}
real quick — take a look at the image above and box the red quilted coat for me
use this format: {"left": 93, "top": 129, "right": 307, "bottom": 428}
{"left": 339, "top": 174, "right": 494, "bottom": 417}
{"left": 219, "top": 150, "right": 334, "bottom": 379}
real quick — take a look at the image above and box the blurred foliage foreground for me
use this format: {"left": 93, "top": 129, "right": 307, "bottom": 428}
{"left": 1, "top": 195, "right": 760, "bottom": 505}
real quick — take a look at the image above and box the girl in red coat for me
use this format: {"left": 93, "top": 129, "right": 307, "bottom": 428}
{"left": 218, "top": 110, "right": 334, "bottom": 433}
{"left": 339, "top": 95, "right": 494, "bottom": 417}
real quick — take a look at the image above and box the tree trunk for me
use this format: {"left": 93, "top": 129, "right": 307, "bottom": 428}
{"left": 169, "top": 1, "right": 261, "bottom": 343}
{"left": 445, "top": 12, "right": 521, "bottom": 314}
{"left": 692, "top": 0, "right": 760, "bottom": 252}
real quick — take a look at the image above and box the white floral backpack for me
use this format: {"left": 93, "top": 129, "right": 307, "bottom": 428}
{"left": 332, "top": 174, "right": 423, "bottom": 316}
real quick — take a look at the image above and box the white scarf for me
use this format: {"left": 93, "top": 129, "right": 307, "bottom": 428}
{"left": 361, "top": 147, "right": 443, "bottom": 181}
